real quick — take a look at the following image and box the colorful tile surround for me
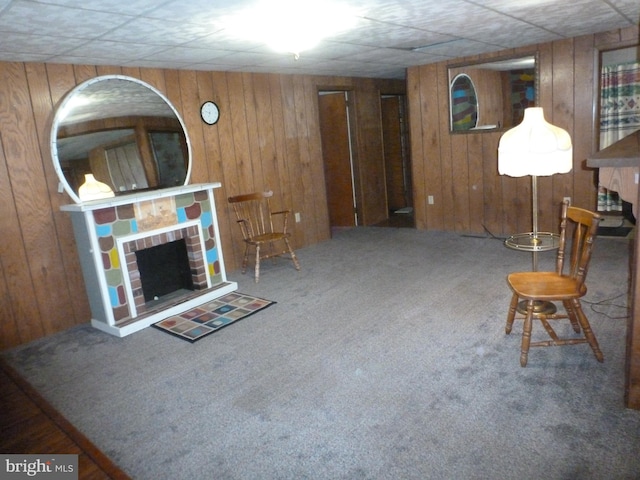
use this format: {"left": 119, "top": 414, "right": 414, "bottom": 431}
{"left": 91, "top": 190, "right": 223, "bottom": 322}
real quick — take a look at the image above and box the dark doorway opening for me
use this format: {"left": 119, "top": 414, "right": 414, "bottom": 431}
{"left": 136, "top": 239, "right": 194, "bottom": 303}
{"left": 380, "top": 94, "right": 413, "bottom": 228}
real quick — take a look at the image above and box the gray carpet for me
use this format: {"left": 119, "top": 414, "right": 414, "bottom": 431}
{"left": 3, "top": 227, "right": 640, "bottom": 479}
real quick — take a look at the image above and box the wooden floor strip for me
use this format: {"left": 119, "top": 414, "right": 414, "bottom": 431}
{"left": 0, "top": 358, "right": 131, "bottom": 480}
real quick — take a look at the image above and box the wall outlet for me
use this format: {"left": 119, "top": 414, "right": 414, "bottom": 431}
{"left": 428, "top": 195, "right": 434, "bottom": 205}
{"left": 563, "top": 196, "right": 571, "bottom": 205}
{"left": 294, "top": 212, "right": 301, "bottom": 223}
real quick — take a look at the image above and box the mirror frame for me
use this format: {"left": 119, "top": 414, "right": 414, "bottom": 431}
{"left": 447, "top": 52, "right": 539, "bottom": 133}
{"left": 449, "top": 73, "right": 479, "bottom": 131}
{"left": 50, "top": 75, "right": 192, "bottom": 203}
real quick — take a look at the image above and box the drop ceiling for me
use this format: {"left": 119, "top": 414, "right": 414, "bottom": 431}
{"left": 0, "top": 0, "right": 637, "bottom": 79}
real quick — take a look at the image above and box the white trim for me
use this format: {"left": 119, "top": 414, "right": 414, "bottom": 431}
{"left": 84, "top": 212, "right": 117, "bottom": 326}
{"left": 61, "top": 182, "right": 221, "bottom": 212}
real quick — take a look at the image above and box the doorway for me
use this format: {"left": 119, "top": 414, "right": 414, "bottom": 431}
{"left": 380, "top": 94, "right": 413, "bottom": 228}
{"left": 318, "top": 90, "right": 357, "bottom": 229}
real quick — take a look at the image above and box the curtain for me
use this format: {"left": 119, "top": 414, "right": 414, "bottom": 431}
{"left": 598, "top": 61, "right": 640, "bottom": 214}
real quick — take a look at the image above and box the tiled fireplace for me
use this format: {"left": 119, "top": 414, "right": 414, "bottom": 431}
{"left": 61, "top": 183, "right": 237, "bottom": 337}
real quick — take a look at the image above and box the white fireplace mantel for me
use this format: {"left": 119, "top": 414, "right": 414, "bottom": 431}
{"left": 62, "top": 182, "right": 237, "bottom": 337}
{"left": 61, "top": 182, "right": 223, "bottom": 212}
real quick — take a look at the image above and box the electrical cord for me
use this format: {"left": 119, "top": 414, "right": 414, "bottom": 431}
{"left": 582, "top": 292, "right": 629, "bottom": 319}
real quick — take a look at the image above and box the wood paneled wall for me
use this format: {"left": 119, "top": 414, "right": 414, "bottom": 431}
{"left": 408, "top": 26, "right": 640, "bottom": 238}
{"left": 0, "top": 63, "right": 403, "bottom": 349}
{"left": 2, "top": 26, "right": 637, "bottom": 350}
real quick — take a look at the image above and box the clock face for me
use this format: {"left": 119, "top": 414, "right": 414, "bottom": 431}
{"left": 200, "top": 101, "right": 219, "bottom": 125}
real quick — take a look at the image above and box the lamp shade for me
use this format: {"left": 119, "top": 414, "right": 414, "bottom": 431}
{"left": 498, "top": 107, "right": 573, "bottom": 177}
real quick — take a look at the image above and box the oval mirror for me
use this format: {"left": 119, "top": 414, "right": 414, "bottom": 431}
{"left": 450, "top": 73, "right": 478, "bottom": 131}
{"left": 51, "top": 75, "right": 192, "bottom": 203}
{"left": 448, "top": 53, "right": 537, "bottom": 132}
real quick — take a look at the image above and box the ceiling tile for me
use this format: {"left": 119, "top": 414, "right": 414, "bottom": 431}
{"left": 0, "top": 32, "right": 87, "bottom": 55}
{"left": 103, "top": 18, "right": 213, "bottom": 45}
{"left": 62, "top": 40, "right": 167, "bottom": 61}
{"left": 0, "top": 1, "right": 130, "bottom": 37}
{"left": 0, "top": 0, "right": 636, "bottom": 79}
{"left": 31, "top": 0, "right": 173, "bottom": 16}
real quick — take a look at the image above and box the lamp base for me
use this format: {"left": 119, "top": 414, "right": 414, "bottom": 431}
{"left": 516, "top": 300, "right": 557, "bottom": 316}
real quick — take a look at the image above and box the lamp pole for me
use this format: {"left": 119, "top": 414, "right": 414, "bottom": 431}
{"left": 531, "top": 175, "right": 540, "bottom": 271}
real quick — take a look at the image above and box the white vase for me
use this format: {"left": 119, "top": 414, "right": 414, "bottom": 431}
{"left": 78, "top": 174, "right": 115, "bottom": 201}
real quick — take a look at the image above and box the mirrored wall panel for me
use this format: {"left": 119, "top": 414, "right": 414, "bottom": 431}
{"left": 448, "top": 54, "right": 537, "bottom": 133}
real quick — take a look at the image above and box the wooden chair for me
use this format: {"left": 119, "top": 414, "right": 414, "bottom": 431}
{"left": 228, "top": 191, "right": 300, "bottom": 283}
{"left": 505, "top": 200, "right": 604, "bottom": 367}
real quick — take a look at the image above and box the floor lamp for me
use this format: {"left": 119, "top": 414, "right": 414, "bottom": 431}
{"left": 498, "top": 107, "right": 573, "bottom": 313}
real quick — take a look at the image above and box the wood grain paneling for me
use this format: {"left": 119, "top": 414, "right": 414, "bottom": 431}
{"left": 407, "top": 27, "right": 638, "bottom": 238}
{"left": 0, "top": 62, "right": 65, "bottom": 343}
{"left": 0, "top": 62, "right": 402, "bottom": 349}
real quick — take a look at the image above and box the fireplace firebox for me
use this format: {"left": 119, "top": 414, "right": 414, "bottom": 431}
{"left": 136, "top": 238, "right": 194, "bottom": 303}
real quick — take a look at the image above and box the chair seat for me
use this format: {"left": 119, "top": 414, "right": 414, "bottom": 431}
{"left": 508, "top": 271, "right": 586, "bottom": 301}
{"left": 246, "top": 232, "right": 289, "bottom": 245}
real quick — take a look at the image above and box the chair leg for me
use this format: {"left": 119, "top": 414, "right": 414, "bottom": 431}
{"left": 572, "top": 298, "right": 604, "bottom": 362}
{"left": 285, "top": 238, "right": 301, "bottom": 271}
{"left": 241, "top": 245, "right": 250, "bottom": 274}
{"left": 254, "top": 245, "right": 261, "bottom": 283}
{"left": 563, "top": 300, "right": 582, "bottom": 333}
{"left": 506, "top": 293, "right": 518, "bottom": 334}
{"left": 520, "top": 300, "right": 535, "bottom": 367}
{"left": 268, "top": 242, "right": 276, "bottom": 264}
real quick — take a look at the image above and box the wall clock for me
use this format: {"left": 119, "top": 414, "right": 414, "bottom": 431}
{"left": 200, "top": 101, "right": 220, "bottom": 125}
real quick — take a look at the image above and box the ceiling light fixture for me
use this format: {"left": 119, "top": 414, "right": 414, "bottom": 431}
{"left": 223, "top": 0, "right": 359, "bottom": 60}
